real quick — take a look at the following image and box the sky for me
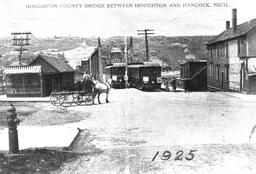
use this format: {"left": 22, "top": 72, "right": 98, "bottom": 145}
{"left": 0, "top": 0, "right": 255, "bottom": 38}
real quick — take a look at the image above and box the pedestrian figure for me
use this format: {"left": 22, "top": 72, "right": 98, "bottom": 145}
{"left": 165, "top": 78, "right": 170, "bottom": 91}
{"left": 82, "top": 74, "right": 95, "bottom": 95}
{"left": 171, "top": 77, "right": 177, "bottom": 92}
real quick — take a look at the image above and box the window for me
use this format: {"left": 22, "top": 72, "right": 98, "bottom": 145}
{"left": 238, "top": 38, "right": 247, "bottom": 57}
{"left": 238, "top": 39, "right": 241, "bottom": 56}
{"left": 225, "top": 42, "right": 229, "bottom": 58}
{"left": 209, "top": 49, "right": 213, "bottom": 59}
{"left": 220, "top": 44, "right": 225, "bottom": 58}
{"left": 224, "top": 65, "right": 229, "bottom": 82}
{"left": 217, "top": 46, "right": 220, "bottom": 58}
{"left": 215, "top": 65, "right": 220, "bottom": 80}
{"left": 209, "top": 63, "right": 214, "bottom": 77}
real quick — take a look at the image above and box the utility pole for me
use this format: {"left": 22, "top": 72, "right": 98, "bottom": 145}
{"left": 124, "top": 35, "right": 128, "bottom": 88}
{"left": 11, "top": 32, "right": 32, "bottom": 65}
{"left": 137, "top": 29, "right": 154, "bottom": 61}
{"left": 128, "top": 37, "right": 134, "bottom": 63}
{"left": 97, "top": 37, "right": 103, "bottom": 82}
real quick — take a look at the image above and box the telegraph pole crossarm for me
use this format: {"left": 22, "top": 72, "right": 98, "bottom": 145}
{"left": 11, "top": 32, "right": 32, "bottom": 65}
{"left": 137, "top": 29, "right": 154, "bottom": 61}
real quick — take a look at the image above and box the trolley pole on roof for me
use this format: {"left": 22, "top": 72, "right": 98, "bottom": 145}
{"left": 11, "top": 32, "right": 32, "bottom": 65}
{"left": 137, "top": 29, "right": 154, "bottom": 61}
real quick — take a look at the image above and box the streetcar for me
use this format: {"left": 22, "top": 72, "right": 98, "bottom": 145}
{"left": 105, "top": 63, "right": 126, "bottom": 88}
{"left": 128, "top": 62, "right": 162, "bottom": 90}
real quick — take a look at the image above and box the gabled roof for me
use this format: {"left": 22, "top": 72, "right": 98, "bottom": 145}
{"left": 208, "top": 19, "right": 256, "bottom": 45}
{"left": 30, "top": 54, "right": 74, "bottom": 73}
{"left": 63, "top": 47, "right": 97, "bottom": 68}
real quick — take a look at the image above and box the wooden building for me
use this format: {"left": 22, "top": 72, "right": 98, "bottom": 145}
{"left": 4, "top": 66, "right": 42, "bottom": 97}
{"left": 110, "top": 47, "right": 124, "bottom": 63}
{"left": 207, "top": 9, "right": 256, "bottom": 93}
{"left": 4, "top": 54, "right": 74, "bottom": 97}
{"left": 179, "top": 60, "right": 207, "bottom": 91}
{"left": 80, "top": 48, "right": 110, "bottom": 81}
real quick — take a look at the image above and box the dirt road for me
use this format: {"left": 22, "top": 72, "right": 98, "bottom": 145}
{"left": 56, "top": 89, "right": 256, "bottom": 174}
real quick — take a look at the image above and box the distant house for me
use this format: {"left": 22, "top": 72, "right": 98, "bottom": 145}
{"left": 110, "top": 47, "right": 124, "bottom": 63}
{"left": 80, "top": 48, "right": 110, "bottom": 81}
{"left": 63, "top": 46, "right": 97, "bottom": 69}
{"left": 149, "top": 56, "right": 172, "bottom": 71}
{"left": 207, "top": 9, "right": 256, "bottom": 93}
{"left": 179, "top": 60, "right": 207, "bottom": 91}
{"left": 4, "top": 54, "right": 74, "bottom": 97}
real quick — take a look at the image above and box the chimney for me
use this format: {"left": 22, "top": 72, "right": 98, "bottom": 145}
{"left": 232, "top": 8, "right": 237, "bottom": 32}
{"left": 226, "top": 21, "right": 230, "bottom": 29}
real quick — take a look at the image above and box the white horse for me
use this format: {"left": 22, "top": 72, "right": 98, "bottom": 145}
{"left": 92, "top": 79, "right": 111, "bottom": 104}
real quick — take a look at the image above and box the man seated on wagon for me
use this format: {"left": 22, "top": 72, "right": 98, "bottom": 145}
{"left": 82, "top": 74, "right": 95, "bottom": 95}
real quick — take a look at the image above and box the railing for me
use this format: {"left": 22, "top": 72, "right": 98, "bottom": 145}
{"left": 5, "top": 83, "right": 41, "bottom": 94}
{"left": 0, "top": 83, "right": 5, "bottom": 95}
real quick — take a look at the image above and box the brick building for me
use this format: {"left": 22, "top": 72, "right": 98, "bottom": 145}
{"left": 207, "top": 9, "right": 256, "bottom": 93}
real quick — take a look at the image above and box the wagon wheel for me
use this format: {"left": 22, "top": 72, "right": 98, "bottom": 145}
{"left": 59, "top": 91, "right": 72, "bottom": 107}
{"left": 84, "top": 93, "right": 94, "bottom": 104}
{"left": 73, "top": 92, "right": 83, "bottom": 105}
{"left": 50, "top": 91, "right": 60, "bottom": 106}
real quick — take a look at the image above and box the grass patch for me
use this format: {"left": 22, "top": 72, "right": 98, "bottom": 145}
{"left": 21, "top": 109, "right": 91, "bottom": 126}
{"left": 0, "top": 102, "right": 91, "bottom": 127}
{"left": 0, "top": 148, "right": 81, "bottom": 174}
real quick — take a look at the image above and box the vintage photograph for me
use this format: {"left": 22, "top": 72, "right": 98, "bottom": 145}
{"left": 0, "top": 0, "right": 256, "bottom": 173}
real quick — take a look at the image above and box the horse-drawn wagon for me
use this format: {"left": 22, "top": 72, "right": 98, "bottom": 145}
{"left": 50, "top": 78, "right": 111, "bottom": 107}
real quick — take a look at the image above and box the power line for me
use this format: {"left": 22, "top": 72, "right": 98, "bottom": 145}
{"left": 11, "top": 32, "right": 32, "bottom": 65}
{"left": 137, "top": 29, "right": 154, "bottom": 61}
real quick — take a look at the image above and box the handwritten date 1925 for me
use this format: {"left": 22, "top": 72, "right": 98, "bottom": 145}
{"left": 152, "top": 150, "right": 197, "bottom": 161}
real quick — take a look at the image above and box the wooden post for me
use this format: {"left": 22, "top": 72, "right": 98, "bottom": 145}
{"left": 89, "top": 55, "right": 92, "bottom": 76}
{"left": 129, "top": 37, "right": 134, "bottom": 63}
{"left": 22, "top": 74, "right": 25, "bottom": 93}
{"left": 40, "top": 73, "right": 43, "bottom": 97}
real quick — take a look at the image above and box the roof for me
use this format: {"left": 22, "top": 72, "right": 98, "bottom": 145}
{"left": 149, "top": 56, "right": 169, "bottom": 67}
{"left": 111, "top": 47, "right": 122, "bottom": 53}
{"left": 208, "top": 19, "right": 256, "bottom": 45}
{"left": 105, "top": 63, "right": 126, "bottom": 68}
{"left": 128, "top": 62, "right": 161, "bottom": 68}
{"left": 30, "top": 55, "right": 74, "bottom": 73}
{"left": 63, "top": 47, "right": 97, "bottom": 68}
{"left": 179, "top": 60, "right": 207, "bottom": 66}
{"left": 4, "top": 66, "right": 41, "bottom": 74}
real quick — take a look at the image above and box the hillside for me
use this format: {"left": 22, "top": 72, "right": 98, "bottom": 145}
{"left": 0, "top": 35, "right": 215, "bottom": 70}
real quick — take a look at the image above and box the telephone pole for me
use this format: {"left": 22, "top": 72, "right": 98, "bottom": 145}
{"left": 97, "top": 37, "right": 103, "bottom": 82}
{"left": 11, "top": 32, "right": 32, "bottom": 65}
{"left": 128, "top": 37, "right": 134, "bottom": 63}
{"left": 137, "top": 29, "right": 154, "bottom": 61}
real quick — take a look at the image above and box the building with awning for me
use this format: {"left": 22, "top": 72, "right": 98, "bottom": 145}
{"left": 3, "top": 54, "right": 74, "bottom": 97}
{"left": 3, "top": 66, "right": 43, "bottom": 97}
{"left": 240, "top": 56, "right": 256, "bottom": 94}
